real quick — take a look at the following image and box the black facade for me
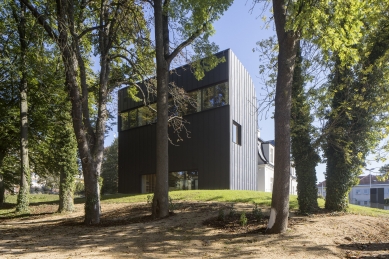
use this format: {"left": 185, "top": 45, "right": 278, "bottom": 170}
{"left": 118, "top": 49, "right": 257, "bottom": 193}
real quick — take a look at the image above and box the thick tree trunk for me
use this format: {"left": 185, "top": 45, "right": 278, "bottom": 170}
{"left": 15, "top": 2, "right": 30, "bottom": 213}
{"left": 152, "top": 0, "right": 170, "bottom": 218}
{"left": 291, "top": 42, "right": 319, "bottom": 214}
{"left": 267, "top": 0, "right": 298, "bottom": 234}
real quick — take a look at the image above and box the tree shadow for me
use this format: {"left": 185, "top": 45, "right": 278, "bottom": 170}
{"left": 0, "top": 201, "right": 336, "bottom": 258}
{"left": 339, "top": 242, "right": 389, "bottom": 251}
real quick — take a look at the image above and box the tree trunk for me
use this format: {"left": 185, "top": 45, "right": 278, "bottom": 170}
{"left": 267, "top": 0, "right": 298, "bottom": 234}
{"left": 152, "top": 0, "right": 170, "bottom": 218}
{"left": 291, "top": 42, "right": 319, "bottom": 214}
{"left": 0, "top": 178, "right": 4, "bottom": 206}
{"left": 58, "top": 168, "right": 75, "bottom": 212}
{"left": 15, "top": 1, "right": 30, "bottom": 213}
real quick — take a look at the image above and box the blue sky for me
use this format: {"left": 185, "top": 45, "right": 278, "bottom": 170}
{"left": 105, "top": 1, "right": 384, "bottom": 183}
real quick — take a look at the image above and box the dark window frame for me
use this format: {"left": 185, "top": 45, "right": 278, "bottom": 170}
{"left": 232, "top": 120, "right": 241, "bottom": 145}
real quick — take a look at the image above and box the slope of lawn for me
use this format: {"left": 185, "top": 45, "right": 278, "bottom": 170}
{"left": 1, "top": 190, "right": 389, "bottom": 218}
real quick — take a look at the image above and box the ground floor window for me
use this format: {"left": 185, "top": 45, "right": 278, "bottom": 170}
{"left": 169, "top": 171, "right": 198, "bottom": 191}
{"left": 141, "top": 170, "right": 198, "bottom": 193}
{"left": 141, "top": 174, "right": 156, "bottom": 193}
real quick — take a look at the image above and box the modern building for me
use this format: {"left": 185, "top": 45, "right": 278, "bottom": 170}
{"left": 257, "top": 134, "right": 297, "bottom": 195}
{"left": 117, "top": 49, "right": 258, "bottom": 193}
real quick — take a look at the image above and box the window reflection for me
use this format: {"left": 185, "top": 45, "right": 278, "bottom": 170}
{"left": 120, "top": 82, "right": 228, "bottom": 131}
{"left": 138, "top": 103, "right": 157, "bottom": 126}
{"left": 202, "top": 82, "right": 229, "bottom": 111}
{"left": 169, "top": 171, "right": 198, "bottom": 190}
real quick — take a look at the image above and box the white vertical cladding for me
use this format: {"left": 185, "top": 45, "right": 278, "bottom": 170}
{"left": 229, "top": 49, "right": 258, "bottom": 190}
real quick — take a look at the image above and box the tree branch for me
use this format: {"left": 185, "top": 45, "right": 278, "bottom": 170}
{"left": 20, "top": 0, "right": 58, "bottom": 41}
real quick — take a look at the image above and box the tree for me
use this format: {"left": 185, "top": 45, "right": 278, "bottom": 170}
{"left": 256, "top": 0, "right": 371, "bottom": 233}
{"left": 101, "top": 138, "right": 118, "bottom": 194}
{"left": 324, "top": 15, "right": 389, "bottom": 211}
{"left": 291, "top": 41, "right": 319, "bottom": 214}
{"left": 21, "top": 0, "right": 152, "bottom": 224}
{"left": 150, "top": 0, "right": 233, "bottom": 218}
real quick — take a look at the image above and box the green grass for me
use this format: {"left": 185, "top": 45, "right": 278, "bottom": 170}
{"left": 1, "top": 190, "right": 389, "bottom": 218}
{"left": 347, "top": 204, "right": 389, "bottom": 217}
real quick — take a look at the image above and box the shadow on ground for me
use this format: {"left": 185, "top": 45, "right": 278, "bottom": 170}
{"left": 0, "top": 201, "right": 336, "bottom": 258}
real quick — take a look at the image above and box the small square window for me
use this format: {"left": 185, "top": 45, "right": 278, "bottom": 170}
{"left": 232, "top": 121, "right": 241, "bottom": 145}
{"left": 364, "top": 189, "right": 369, "bottom": 195}
{"left": 364, "top": 201, "right": 368, "bottom": 205}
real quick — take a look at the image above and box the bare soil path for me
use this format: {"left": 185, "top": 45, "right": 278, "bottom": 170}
{"left": 1, "top": 202, "right": 389, "bottom": 258}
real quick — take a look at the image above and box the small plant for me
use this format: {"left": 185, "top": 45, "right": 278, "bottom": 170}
{"left": 229, "top": 204, "right": 237, "bottom": 217}
{"left": 147, "top": 194, "right": 154, "bottom": 205}
{"left": 218, "top": 209, "right": 226, "bottom": 221}
{"left": 168, "top": 196, "right": 177, "bottom": 212}
{"left": 240, "top": 212, "right": 247, "bottom": 227}
{"left": 252, "top": 203, "right": 263, "bottom": 221}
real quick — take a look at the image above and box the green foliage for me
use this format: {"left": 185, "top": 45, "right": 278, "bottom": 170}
{"left": 291, "top": 42, "right": 319, "bottom": 214}
{"left": 324, "top": 15, "right": 389, "bottom": 211}
{"left": 240, "top": 212, "right": 248, "bottom": 227}
{"left": 252, "top": 203, "right": 263, "bottom": 221}
{"left": 74, "top": 181, "right": 85, "bottom": 196}
{"left": 228, "top": 203, "right": 237, "bottom": 217}
{"left": 101, "top": 138, "right": 118, "bottom": 194}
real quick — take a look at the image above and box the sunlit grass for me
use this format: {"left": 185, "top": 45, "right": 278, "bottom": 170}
{"left": 1, "top": 191, "right": 389, "bottom": 218}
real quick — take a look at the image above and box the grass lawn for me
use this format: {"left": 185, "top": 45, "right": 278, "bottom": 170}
{"left": 1, "top": 190, "right": 389, "bottom": 218}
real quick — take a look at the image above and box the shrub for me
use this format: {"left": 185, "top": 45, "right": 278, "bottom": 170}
{"left": 240, "top": 212, "right": 247, "bottom": 227}
{"left": 252, "top": 203, "right": 263, "bottom": 221}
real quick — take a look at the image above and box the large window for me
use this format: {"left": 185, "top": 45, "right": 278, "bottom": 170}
{"left": 169, "top": 171, "right": 198, "bottom": 190}
{"left": 141, "top": 171, "right": 198, "bottom": 193}
{"left": 120, "top": 103, "right": 157, "bottom": 131}
{"left": 202, "top": 82, "right": 229, "bottom": 111}
{"left": 120, "top": 82, "right": 228, "bottom": 131}
{"left": 232, "top": 121, "right": 241, "bottom": 145}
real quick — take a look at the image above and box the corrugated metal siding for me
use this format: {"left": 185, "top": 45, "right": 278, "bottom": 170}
{"left": 118, "top": 124, "right": 157, "bottom": 193}
{"left": 229, "top": 49, "right": 258, "bottom": 190}
{"left": 118, "top": 106, "right": 230, "bottom": 193}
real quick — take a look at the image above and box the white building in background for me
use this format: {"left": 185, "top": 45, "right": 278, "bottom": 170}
{"left": 257, "top": 131, "right": 297, "bottom": 195}
{"left": 317, "top": 180, "right": 326, "bottom": 198}
{"left": 349, "top": 174, "right": 389, "bottom": 208}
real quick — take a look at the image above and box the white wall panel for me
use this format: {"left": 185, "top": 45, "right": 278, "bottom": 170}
{"left": 229, "top": 50, "right": 258, "bottom": 190}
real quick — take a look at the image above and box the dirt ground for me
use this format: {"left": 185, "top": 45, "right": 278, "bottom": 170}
{"left": 1, "top": 201, "right": 389, "bottom": 259}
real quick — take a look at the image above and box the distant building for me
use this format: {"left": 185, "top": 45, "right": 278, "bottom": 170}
{"left": 349, "top": 174, "right": 389, "bottom": 208}
{"left": 257, "top": 134, "right": 297, "bottom": 195}
{"left": 317, "top": 180, "right": 326, "bottom": 198}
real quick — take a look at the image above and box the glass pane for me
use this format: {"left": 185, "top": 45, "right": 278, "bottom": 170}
{"left": 138, "top": 103, "right": 156, "bottom": 126}
{"left": 169, "top": 171, "right": 198, "bottom": 190}
{"left": 214, "top": 82, "right": 229, "bottom": 106}
{"left": 184, "top": 90, "right": 201, "bottom": 115}
{"left": 202, "top": 86, "right": 215, "bottom": 110}
{"left": 232, "top": 123, "right": 237, "bottom": 143}
{"left": 120, "top": 112, "right": 129, "bottom": 131}
{"left": 202, "top": 82, "right": 229, "bottom": 110}
{"left": 168, "top": 98, "right": 182, "bottom": 117}
{"left": 129, "top": 109, "right": 138, "bottom": 128}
